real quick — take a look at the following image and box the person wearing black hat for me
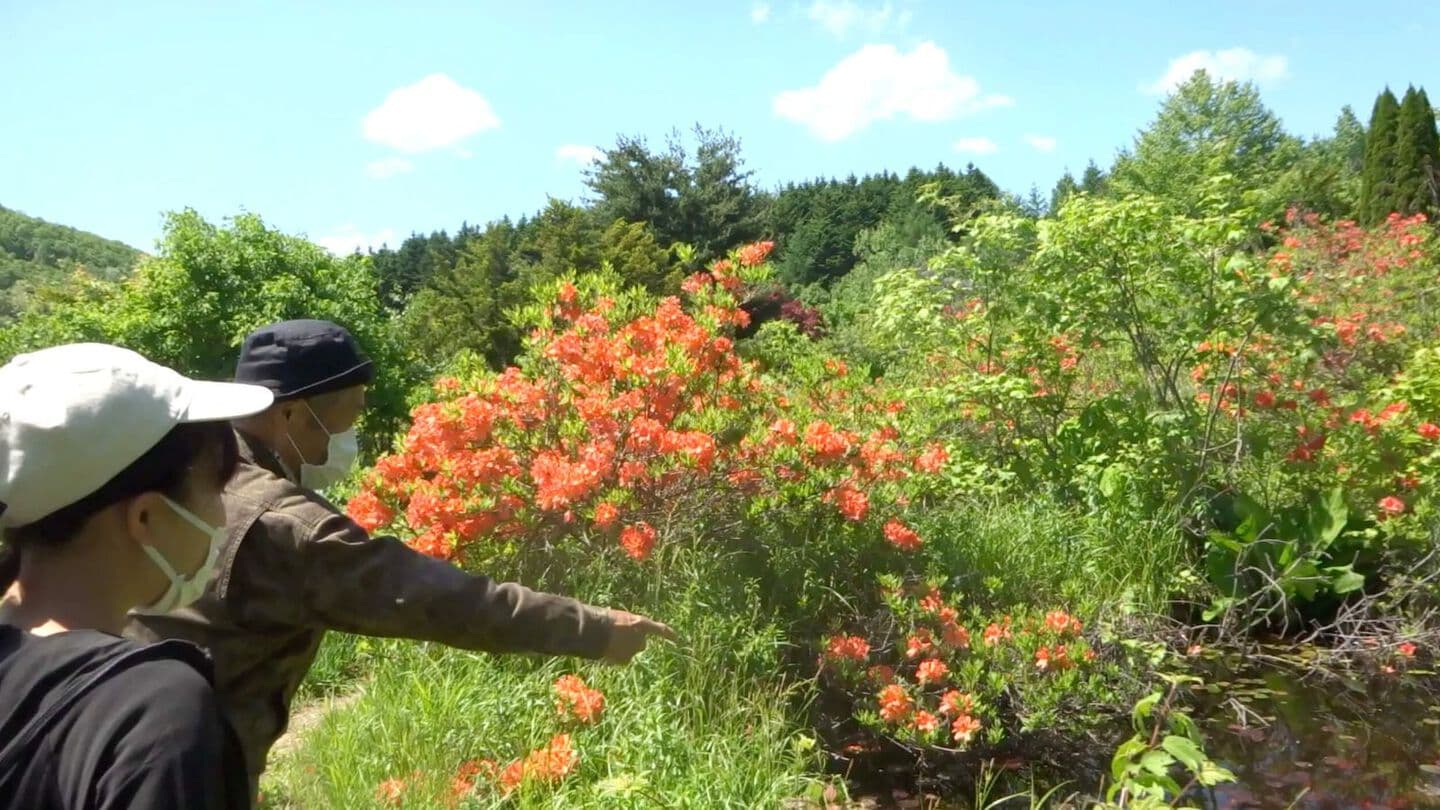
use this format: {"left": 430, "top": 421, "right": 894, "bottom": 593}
{"left": 126, "top": 319, "right": 675, "bottom": 798}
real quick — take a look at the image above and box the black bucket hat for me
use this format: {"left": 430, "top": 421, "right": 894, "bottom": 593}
{"left": 234, "top": 319, "right": 375, "bottom": 401}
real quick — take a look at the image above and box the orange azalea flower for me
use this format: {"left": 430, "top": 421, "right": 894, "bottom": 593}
{"left": 882, "top": 519, "right": 922, "bottom": 551}
{"left": 878, "top": 684, "right": 913, "bottom": 724}
{"left": 619, "top": 522, "right": 657, "bottom": 560}
{"left": 982, "top": 620, "right": 1012, "bottom": 647}
{"left": 913, "top": 710, "right": 940, "bottom": 735}
{"left": 941, "top": 621, "right": 971, "bottom": 649}
{"left": 554, "top": 674, "right": 606, "bottom": 724}
{"left": 1379, "top": 496, "right": 1406, "bottom": 518}
{"left": 1399, "top": 642, "right": 1418, "bottom": 657}
{"left": 824, "top": 634, "right": 871, "bottom": 663}
{"left": 1043, "top": 610, "right": 1082, "bottom": 635}
{"left": 346, "top": 490, "right": 395, "bottom": 533}
{"left": 375, "top": 778, "right": 406, "bottom": 806}
{"left": 915, "top": 658, "right": 948, "bottom": 686}
{"left": 827, "top": 485, "right": 870, "bottom": 522}
{"left": 451, "top": 759, "right": 496, "bottom": 801}
{"left": 737, "top": 240, "right": 775, "bottom": 267}
{"left": 804, "top": 421, "right": 853, "bottom": 462}
{"left": 592, "top": 502, "right": 620, "bottom": 530}
{"left": 915, "top": 443, "right": 949, "bottom": 474}
{"left": 951, "top": 714, "right": 982, "bottom": 745}
{"left": 905, "top": 629, "right": 935, "bottom": 659}
{"left": 868, "top": 664, "right": 897, "bottom": 685}
{"left": 939, "top": 690, "right": 975, "bottom": 716}
{"left": 918, "top": 587, "right": 944, "bottom": 614}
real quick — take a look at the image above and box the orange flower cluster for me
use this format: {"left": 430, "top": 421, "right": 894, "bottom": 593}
{"left": 554, "top": 675, "right": 605, "bottom": 724}
{"left": 1035, "top": 645, "right": 1074, "bottom": 672}
{"left": 495, "top": 733, "right": 579, "bottom": 794}
{"left": 878, "top": 684, "right": 913, "bottom": 724}
{"left": 824, "top": 634, "right": 871, "bottom": 664}
{"left": 882, "top": 518, "right": 922, "bottom": 551}
{"left": 982, "top": 618, "right": 1013, "bottom": 647}
{"left": 915, "top": 657, "right": 948, "bottom": 686}
{"left": 950, "top": 713, "right": 982, "bottom": 745}
{"left": 619, "top": 521, "right": 657, "bottom": 560}
{"left": 1043, "top": 610, "right": 1083, "bottom": 635}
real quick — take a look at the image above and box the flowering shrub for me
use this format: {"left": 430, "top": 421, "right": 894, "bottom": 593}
{"left": 872, "top": 196, "right": 1439, "bottom": 626}
{"left": 819, "top": 580, "right": 1120, "bottom": 755}
{"left": 347, "top": 245, "right": 954, "bottom": 620}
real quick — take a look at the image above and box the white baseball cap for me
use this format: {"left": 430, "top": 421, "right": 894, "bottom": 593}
{"left": 0, "top": 343, "right": 275, "bottom": 529}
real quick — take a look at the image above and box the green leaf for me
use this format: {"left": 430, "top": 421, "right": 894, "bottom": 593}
{"left": 1196, "top": 761, "right": 1237, "bottom": 787}
{"left": 1131, "top": 692, "right": 1162, "bottom": 730}
{"left": 1139, "top": 749, "right": 1175, "bottom": 777}
{"left": 1326, "top": 565, "right": 1367, "bottom": 595}
{"left": 1306, "top": 487, "right": 1348, "bottom": 550}
{"left": 1160, "top": 735, "right": 1204, "bottom": 772}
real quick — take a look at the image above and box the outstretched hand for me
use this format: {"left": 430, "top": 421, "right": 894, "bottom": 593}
{"left": 601, "top": 609, "right": 678, "bottom": 664}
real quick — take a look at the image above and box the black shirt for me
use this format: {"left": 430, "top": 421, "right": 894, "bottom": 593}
{"left": 0, "top": 625, "right": 251, "bottom": 809}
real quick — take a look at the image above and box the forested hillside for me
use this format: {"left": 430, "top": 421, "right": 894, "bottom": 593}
{"left": 0, "top": 205, "right": 141, "bottom": 321}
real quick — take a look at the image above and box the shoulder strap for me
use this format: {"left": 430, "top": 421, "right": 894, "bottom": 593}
{"left": 0, "top": 639, "right": 212, "bottom": 771}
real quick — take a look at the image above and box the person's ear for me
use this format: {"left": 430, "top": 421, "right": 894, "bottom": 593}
{"left": 122, "top": 492, "right": 166, "bottom": 546}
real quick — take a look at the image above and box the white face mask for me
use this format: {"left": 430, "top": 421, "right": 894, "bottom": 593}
{"left": 286, "top": 401, "right": 359, "bottom": 490}
{"left": 133, "top": 495, "right": 225, "bottom": 614}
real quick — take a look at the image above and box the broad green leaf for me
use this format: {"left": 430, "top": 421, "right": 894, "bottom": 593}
{"left": 1160, "top": 735, "right": 1204, "bottom": 772}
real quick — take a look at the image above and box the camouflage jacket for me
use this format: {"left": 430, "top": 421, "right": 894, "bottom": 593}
{"left": 125, "top": 431, "right": 613, "bottom": 790}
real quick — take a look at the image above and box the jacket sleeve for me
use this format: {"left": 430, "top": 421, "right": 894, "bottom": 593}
{"left": 292, "top": 510, "right": 613, "bottom": 659}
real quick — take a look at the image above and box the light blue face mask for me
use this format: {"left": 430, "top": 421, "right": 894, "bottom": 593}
{"left": 133, "top": 496, "right": 225, "bottom": 614}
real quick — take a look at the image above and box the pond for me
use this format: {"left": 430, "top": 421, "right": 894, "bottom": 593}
{"left": 1186, "top": 653, "right": 1440, "bottom": 809}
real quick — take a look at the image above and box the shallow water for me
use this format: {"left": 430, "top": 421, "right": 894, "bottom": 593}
{"left": 1187, "top": 656, "right": 1440, "bottom": 809}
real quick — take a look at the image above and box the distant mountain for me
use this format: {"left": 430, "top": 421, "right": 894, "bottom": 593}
{"left": 0, "top": 205, "right": 142, "bottom": 320}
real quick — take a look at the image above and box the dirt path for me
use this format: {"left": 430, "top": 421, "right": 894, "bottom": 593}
{"left": 269, "top": 688, "right": 365, "bottom": 762}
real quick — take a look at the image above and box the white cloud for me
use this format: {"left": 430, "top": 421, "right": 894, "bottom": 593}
{"left": 751, "top": 2, "right": 771, "bottom": 23}
{"left": 774, "top": 42, "right": 1012, "bottom": 141}
{"left": 315, "top": 225, "right": 396, "bottom": 256}
{"left": 364, "top": 157, "right": 413, "bottom": 179}
{"left": 555, "top": 144, "right": 603, "bottom": 166}
{"left": 362, "top": 73, "right": 500, "bottom": 153}
{"left": 953, "top": 137, "right": 998, "bottom": 155}
{"left": 1023, "top": 134, "right": 1057, "bottom": 153}
{"left": 1144, "top": 48, "right": 1289, "bottom": 95}
{"left": 806, "top": 0, "right": 909, "bottom": 37}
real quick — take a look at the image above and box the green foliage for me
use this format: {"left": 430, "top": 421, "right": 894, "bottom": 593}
{"left": 586, "top": 126, "right": 766, "bottom": 260}
{"left": 1111, "top": 71, "right": 1300, "bottom": 216}
{"left": 1203, "top": 488, "right": 1368, "bottom": 625}
{"left": 1394, "top": 86, "right": 1440, "bottom": 218}
{"left": 0, "top": 210, "right": 415, "bottom": 451}
{"left": 1362, "top": 88, "right": 1403, "bottom": 224}
{"left": 1270, "top": 106, "right": 1367, "bottom": 219}
{"left": 0, "top": 205, "right": 141, "bottom": 321}
{"left": 1100, "top": 678, "right": 1234, "bottom": 808}
{"left": 769, "top": 165, "right": 997, "bottom": 286}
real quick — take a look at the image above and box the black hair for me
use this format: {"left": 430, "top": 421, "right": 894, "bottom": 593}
{"left": 2, "top": 421, "right": 238, "bottom": 550}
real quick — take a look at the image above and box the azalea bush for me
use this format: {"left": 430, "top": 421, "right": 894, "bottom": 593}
{"left": 817, "top": 580, "right": 1130, "bottom": 758}
{"left": 345, "top": 242, "right": 958, "bottom": 627}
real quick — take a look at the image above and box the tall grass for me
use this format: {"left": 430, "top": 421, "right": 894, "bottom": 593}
{"left": 260, "top": 494, "right": 1183, "bottom": 806}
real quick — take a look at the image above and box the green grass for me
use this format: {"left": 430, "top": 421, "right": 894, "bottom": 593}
{"left": 919, "top": 496, "right": 1187, "bottom": 617}
{"left": 259, "top": 498, "right": 1185, "bottom": 807}
{"left": 262, "top": 618, "right": 821, "bottom": 808}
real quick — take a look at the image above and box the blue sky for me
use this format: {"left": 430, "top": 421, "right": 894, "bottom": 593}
{"left": 1, "top": 1, "right": 1435, "bottom": 254}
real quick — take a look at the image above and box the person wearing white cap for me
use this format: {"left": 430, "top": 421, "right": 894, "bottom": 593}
{"left": 0, "top": 342, "right": 274, "bottom": 809}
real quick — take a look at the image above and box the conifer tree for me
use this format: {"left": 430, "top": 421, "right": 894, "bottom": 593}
{"left": 1360, "top": 88, "right": 1401, "bottom": 224}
